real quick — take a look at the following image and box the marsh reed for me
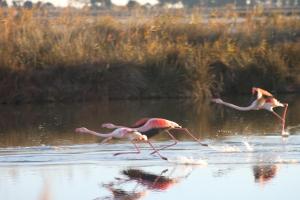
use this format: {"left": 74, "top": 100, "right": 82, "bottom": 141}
{"left": 0, "top": 7, "right": 299, "bottom": 103}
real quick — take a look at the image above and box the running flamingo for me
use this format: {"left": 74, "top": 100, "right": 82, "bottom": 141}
{"left": 102, "top": 118, "right": 208, "bottom": 154}
{"left": 75, "top": 127, "right": 167, "bottom": 160}
{"left": 212, "top": 87, "right": 288, "bottom": 136}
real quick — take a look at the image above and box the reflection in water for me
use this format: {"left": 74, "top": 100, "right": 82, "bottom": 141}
{"left": 121, "top": 169, "right": 179, "bottom": 191}
{"left": 100, "top": 167, "right": 190, "bottom": 200}
{"left": 253, "top": 165, "right": 278, "bottom": 185}
{"left": 39, "top": 179, "right": 52, "bottom": 200}
{"left": 99, "top": 184, "right": 147, "bottom": 200}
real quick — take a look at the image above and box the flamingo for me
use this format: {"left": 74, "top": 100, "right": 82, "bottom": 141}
{"left": 211, "top": 87, "right": 288, "bottom": 136}
{"left": 101, "top": 118, "right": 208, "bottom": 154}
{"left": 75, "top": 127, "right": 167, "bottom": 160}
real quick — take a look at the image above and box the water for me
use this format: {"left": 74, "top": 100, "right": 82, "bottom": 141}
{"left": 0, "top": 96, "right": 300, "bottom": 200}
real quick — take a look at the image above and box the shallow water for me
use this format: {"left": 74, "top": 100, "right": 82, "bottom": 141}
{"left": 0, "top": 96, "right": 300, "bottom": 200}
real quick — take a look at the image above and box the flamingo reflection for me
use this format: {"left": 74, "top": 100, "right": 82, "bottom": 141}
{"left": 253, "top": 165, "right": 278, "bottom": 185}
{"left": 99, "top": 167, "right": 190, "bottom": 200}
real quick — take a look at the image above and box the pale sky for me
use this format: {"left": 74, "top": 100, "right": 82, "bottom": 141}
{"left": 6, "top": 0, "right": 159, "bottom": 7}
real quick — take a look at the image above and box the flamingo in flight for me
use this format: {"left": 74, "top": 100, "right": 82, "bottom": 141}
{"left": 75, "top": 127, "right": 167, "bottom": 160}
{"left": 102, "top": 118, "right": 208, "bottom": 154}
{"left": 212, "top": 87, "right": 288, "bottom": 136}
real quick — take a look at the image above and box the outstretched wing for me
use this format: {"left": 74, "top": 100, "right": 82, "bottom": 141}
{"left": 252, "top": 87, "right": 273, "bottom": 99}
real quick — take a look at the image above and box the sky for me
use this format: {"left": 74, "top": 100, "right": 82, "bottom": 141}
{"left": 6, "top": 0, "right": 159, "bottom": 7}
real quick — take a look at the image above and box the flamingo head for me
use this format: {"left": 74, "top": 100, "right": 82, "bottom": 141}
{"left": 252, "top": 87, "right": 258, "bottom": 95}
{"left": 211, "top": 98, "right": 223, "bottom": 104}
{"left": 75, "top": 127, "right": 89, "bottom": 134}
{"left": 168, "top": 120, "right": 182, "bottom": 129}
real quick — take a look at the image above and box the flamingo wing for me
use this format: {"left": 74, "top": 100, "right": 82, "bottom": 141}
{"left": 131, "top": 118, "right": 150, "bottom": 128}
{"left": 252, "top": 87, "right": 273, "bottom": 99}
{"left": 148, "top": 118, "right": 173, "bottom": 129}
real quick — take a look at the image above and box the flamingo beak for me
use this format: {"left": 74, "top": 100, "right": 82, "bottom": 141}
{"left": 252, "top": 87, "right": 257, "bottom": 95}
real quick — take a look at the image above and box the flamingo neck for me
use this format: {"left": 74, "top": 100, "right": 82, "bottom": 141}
{"left": 219, "top": 100, "right": 257, "bottom": 111}
{"left": 111, "top": 124, "right": 126, "bottom": 129}
{"left": 83, "top": 129, "right": 113, "bottom": 138}
{"left": 136, "top": 124, "right": 153, "bottom": 132}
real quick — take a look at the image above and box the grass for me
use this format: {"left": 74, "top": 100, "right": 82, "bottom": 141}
{"left": 0, "top": 7, "right": 299, "bottom": 103}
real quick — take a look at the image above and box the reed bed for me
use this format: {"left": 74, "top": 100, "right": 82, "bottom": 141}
{"left": 0, "top": 7, "right": 299, "bottom": 103}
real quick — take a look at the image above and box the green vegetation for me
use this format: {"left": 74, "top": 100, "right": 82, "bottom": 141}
{"left": 0, "top": 7, "right": 299, "bottom": 103}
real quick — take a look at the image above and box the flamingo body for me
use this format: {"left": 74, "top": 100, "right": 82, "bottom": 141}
{"left": 256, "top": 97, "right": 284, "bottom": 111}
{"left": 135, "top": 118, "right": 181, "bottom": 134}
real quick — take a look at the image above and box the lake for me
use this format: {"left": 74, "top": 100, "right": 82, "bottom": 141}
{"left": 0, "top": 95, "right": 300, "bottom": 200}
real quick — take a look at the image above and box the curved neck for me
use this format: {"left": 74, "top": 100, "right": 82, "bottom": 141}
{"left": 219, "top": 100, "right": 257, "bottom": 111}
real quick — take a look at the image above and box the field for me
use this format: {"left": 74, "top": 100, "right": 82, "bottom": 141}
{"left": 0, "top": 7, "right": 299, "bottom": 103}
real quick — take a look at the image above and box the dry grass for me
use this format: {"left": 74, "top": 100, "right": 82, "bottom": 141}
{"left": 0, "top": 7, "right": 299, "bottom": 103}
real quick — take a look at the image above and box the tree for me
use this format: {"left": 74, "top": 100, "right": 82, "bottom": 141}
{"left": 23, "top": 1, "right": 33, "bottom": 9}
{"left": 12, "top": 0, "right": 24, "bottom": 7}
{"left": 127, "top": 0, "right": 140, "bottom": 9}
{"left": 0, "top": 0, "right": 8, "bottom": 7}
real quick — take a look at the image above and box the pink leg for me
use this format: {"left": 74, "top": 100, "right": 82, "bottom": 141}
{"left": 175, "top": 128, "right": 208, "bottom": 147}
{"left": 272, "top": 111, "right": 285, "bottom": 123}
{"left": 281, "top": 104, "right": 288, "bottom": 135}
{"left": 101, "top": 137, "right": 113, "bottom": 144}
{"left": 146, "top": 141, "right": 168, "bottom": 161}
{"left": 113, "top": 141, "right": 141, "bottom": 156}
{"left": 150, "top": 130, "right": 178, "bottom": 155}
{"left": 151, "top": 169, "right": 169, "bottom": 188}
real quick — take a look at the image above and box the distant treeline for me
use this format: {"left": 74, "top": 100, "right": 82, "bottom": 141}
{"left": 0, "top": 8, "right": 299, "bottom": 103}
{"left": 1, "top": 0, "right": 300, "bottom": 9}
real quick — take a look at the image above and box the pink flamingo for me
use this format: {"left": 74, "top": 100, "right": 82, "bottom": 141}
{"left": 75, "top": 127, "right": 167, "bottom": 160}
{"left": 102, "top": 118, "right": 208, "bottom": 154}
{"left": 212, "top": 87, "right": 288, "bottom": 136}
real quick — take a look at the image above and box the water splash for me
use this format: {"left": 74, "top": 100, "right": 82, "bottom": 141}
{"left": 242, "top": 141, "right": 254, "bottom": 151}
{"left": 210, "top": 145, "right": 241, "bottom": 152}
{"left": 276, "top": 158, "right": 299, "bottom": 164}
{"left": 281, "top": 130, "right": 290, "bottom": 137}
{"left": 168, "top": 156, "right": 207, "bottom": 165}
{"left": 286, "top": 124, "right": 300, "bottom": 132}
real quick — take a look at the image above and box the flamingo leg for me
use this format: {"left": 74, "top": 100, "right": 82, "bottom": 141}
{"left": 281, "top": 104, "right": 288, "bottom": 136}
{"left": 113, "top": 141, "right": 141, "bottom": 156}
{"left": 150, "top": 130, "right": 178, "bottom": 155}
{"left": 272, "top": 111, "right": 285, "bottom": 123}
{"left": 175, "top": 128, "right": 208, "bottom": 147}
{"left": 151, "top": 169, "right": 169, "bottom": 188}
{"left": 146, "top": 141, "right": 168, "bottom": 160}
{"left": 100, "top": 136, "right": 113, "bottom": 144}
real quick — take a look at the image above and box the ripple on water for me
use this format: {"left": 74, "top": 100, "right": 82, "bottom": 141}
{"left": 0, "top": 136, "right": 300, "bottom": 166}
